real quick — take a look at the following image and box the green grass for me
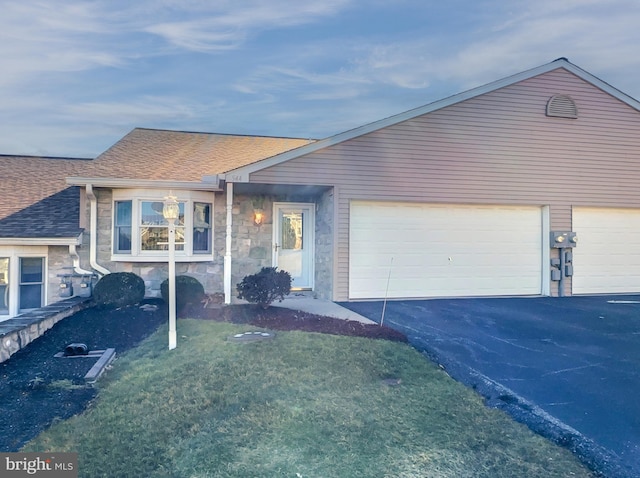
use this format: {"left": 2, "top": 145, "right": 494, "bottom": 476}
{"left": 25, "top": 320, "right": 595, "bottom": 477}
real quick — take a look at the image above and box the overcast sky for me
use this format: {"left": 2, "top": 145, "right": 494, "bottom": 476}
{"left": 2, "top": 0, "right": 639, "bottom": 158}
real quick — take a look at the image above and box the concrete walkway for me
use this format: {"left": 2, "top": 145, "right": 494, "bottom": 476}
{"left": 275, "top": 294, "right": 375, "bottom": 324}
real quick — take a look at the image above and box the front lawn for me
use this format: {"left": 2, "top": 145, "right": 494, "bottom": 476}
{"left": 24, "top": 320, "right": 595, "bottom": 477}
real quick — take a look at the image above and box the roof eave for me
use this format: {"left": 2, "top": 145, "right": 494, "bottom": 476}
{"left": 66, "top": 177, "right": 222, "bottom": 191}
{"left": 0, "top": 235, "right": 82, "bottom": 246}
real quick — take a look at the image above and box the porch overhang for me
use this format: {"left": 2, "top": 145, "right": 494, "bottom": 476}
{"left": 229, "top": 182, "right": 331, "bottom": 197}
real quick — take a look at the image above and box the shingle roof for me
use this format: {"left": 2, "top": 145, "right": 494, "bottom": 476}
{"left": 85, "top": 128, "right": 315, "bottom": 181}
{"left": 1, "top": 130, "right": 314, "bottom": 239}
{"left": 0, "top": 187, "right": 83, "bottom": 238}
{"left": 0, "top": 155, "right": 91, "bottom": 239}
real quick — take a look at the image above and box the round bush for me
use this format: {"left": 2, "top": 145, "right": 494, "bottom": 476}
{"left": 236, "top": 267, "right": 291, "bottom": 308}
{"left": 160, "top": 275, "right": 205, "bottom": 314}
{"left": 93, "top": 272, "right": 145, "bottom": 308}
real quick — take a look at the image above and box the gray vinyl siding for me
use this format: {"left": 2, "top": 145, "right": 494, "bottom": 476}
{"left": 249, "top": 68, "right": 640, "bottom": 300}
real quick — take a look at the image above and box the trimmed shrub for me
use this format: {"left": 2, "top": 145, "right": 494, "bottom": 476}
{"left": 93, "top": 272, "right": 145, "bottom": 308}
{"left": 160, "top": 275, "right": 205, "bottom": 315}
{"left": 236, "top": 267, "right": 292, "bottom": 309}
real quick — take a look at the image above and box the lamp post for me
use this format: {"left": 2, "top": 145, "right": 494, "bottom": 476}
{"left": 163, "top": 193, "right": 180, "bottom": 350}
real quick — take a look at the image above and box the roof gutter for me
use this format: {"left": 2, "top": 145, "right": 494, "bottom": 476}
{"left": 67, "top": 177, "right": 222, "bottom": 191}
{"left": 85, "top": 184, "right": 110, "bottom": 277}
{"left": 0, "top": 236, "right": 82, "bottom": 246}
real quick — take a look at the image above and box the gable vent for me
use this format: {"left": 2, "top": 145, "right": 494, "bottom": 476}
{"left": 546, "top": 95, "right": 578, "bottom": 119}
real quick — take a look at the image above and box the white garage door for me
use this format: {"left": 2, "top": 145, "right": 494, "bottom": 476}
{"left": 349, "top": 202, "right": 543, "bottom": 299}
{"left": 573, "top": 207, "right": 640, "bottom": 294}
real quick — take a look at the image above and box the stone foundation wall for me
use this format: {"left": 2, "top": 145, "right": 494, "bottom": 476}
{"left": 0, "top": 298, "right": 88, "bottom": 364}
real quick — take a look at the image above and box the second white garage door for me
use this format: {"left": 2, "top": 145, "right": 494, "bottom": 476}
{"left": 573, "top": 207, "right": 640, "bottom": 294}
{"left": 349, "top": 201, "right": 544, "bottom": 299}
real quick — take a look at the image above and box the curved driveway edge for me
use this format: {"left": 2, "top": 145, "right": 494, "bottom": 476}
{"left": 339, "top": 296, "right": 640, "bottom": 478}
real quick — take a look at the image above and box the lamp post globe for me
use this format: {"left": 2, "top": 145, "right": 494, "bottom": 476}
{"left": 163, "top": 194, "right": 180, "bottom": 221}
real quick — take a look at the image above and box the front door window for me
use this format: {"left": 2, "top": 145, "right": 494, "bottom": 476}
{"left": 274, "top": 203, "right": 314, "bottom": 289}
{"left": 19, "top": 257, "right": 44, "bottom": 311}
{"left": 280, "top": 211, "right": 304, "bottom": 275}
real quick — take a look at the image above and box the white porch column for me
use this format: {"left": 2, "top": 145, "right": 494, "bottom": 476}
{"left": 224, "top": 183, "right": 233, "bottom": 304}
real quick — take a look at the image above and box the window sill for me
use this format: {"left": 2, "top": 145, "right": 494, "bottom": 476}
{"left": 111, "top": 254, "right": 214, "bottom": 263}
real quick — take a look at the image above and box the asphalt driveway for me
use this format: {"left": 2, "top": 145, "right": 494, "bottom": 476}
{"left": 339, "top": 296, "right": 640, "bottom": 478}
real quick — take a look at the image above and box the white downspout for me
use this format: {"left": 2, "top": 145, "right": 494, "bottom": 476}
{"left": 69, "top": 243, "right": 93, "bottom": 275}
{"left": 86, "top": 184, "right": 110, "bottom": 276}
{"left": 224, "top": 182, "right": 233, "bottom": 304}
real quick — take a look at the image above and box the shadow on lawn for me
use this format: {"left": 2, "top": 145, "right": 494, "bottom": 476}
{"left": 1, "top": 300, "right": 406, "bottom": 451}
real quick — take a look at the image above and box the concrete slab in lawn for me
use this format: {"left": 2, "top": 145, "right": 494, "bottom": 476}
{"left": 339, "top": 296, "right": 640, "bottom": 478}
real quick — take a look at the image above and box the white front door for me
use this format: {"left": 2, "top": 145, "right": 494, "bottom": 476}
{"left": 273, "top": 203, "right": 314, "bottom": 290}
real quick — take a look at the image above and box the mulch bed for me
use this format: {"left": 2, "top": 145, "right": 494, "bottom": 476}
{"left": 0, "top": 299, "right": 166, "bottom": 452}
{"left": 0, "top": 300, "right": 405, "bottom": 452}
{"left": 187, "top": 303, "right": 408, "bottom": 343}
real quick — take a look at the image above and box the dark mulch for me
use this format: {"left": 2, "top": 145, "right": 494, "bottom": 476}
{"left": 0, "top": 299, "right": 166, "bottom": 452}
{"left": 186, "top": 304, "right": 407, "bottom": 343}
{"left": 0, "top": 300, "right": 405, "bottom": 452}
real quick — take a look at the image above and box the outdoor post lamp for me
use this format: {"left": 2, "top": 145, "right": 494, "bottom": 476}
{"left": 163, "top": 193, "right": 180, "bottom": 350}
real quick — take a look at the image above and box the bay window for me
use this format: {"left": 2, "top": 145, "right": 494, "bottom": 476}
{"left": 140, "top": 201, "right": 185, "bottom": 252}
{"left": 112, "top": 190, "right": 214, "bottom": 261}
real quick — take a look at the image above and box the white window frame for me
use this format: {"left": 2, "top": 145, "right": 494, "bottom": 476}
{"left": 19, "top": 256, "right": 46, "bottom": 312}
{"left": 111, "top": 189, "right": 215, "bottom": 262}
{"left": 0, "top": 246, "right": 48, "bottom": 320}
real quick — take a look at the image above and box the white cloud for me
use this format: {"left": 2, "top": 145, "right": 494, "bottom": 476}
{"left": 435, "top": 0, "right": 640, "bottom": 89}
{"left": 143, "top": 0, "right": 352, "bottom": 52}
{"left": 3, "top": 0, "right": 640, "bottom": 157}
{"left": 235, "top": 64, "right": 371, "bottom": 100}
{"left": 66, "top": 96, "right": 202, "bottom": 125}
{"left": 0, "top": 2, "right": 128, "bottom": 88}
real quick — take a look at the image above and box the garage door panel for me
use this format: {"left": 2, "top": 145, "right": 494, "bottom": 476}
{"left": 349, "top": 201, "right": 543, "bottom": 299}
{"left": 573, "top": 207, "right": 640, "bottom": 294}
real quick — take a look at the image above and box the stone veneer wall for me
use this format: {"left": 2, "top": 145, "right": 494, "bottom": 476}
{"left": 0, "top": 299, "right": 88, "bottom": 363}
{"left": 228, "top": 190, "right": 334, "bottom": 301}
{"left": 94, "top": 188, "right": 224, "bottom": 298}
{"left": 47, "top": 245, "right": 76, "bottom": 304}
{"left": 314, "top": 189, "right": 334, "bottom": 300}
{"left": 228, "top": 193, "right": 274, "bottom": 300}
{"left": 88, "top": 187, "right": 334, "bottom": 301}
